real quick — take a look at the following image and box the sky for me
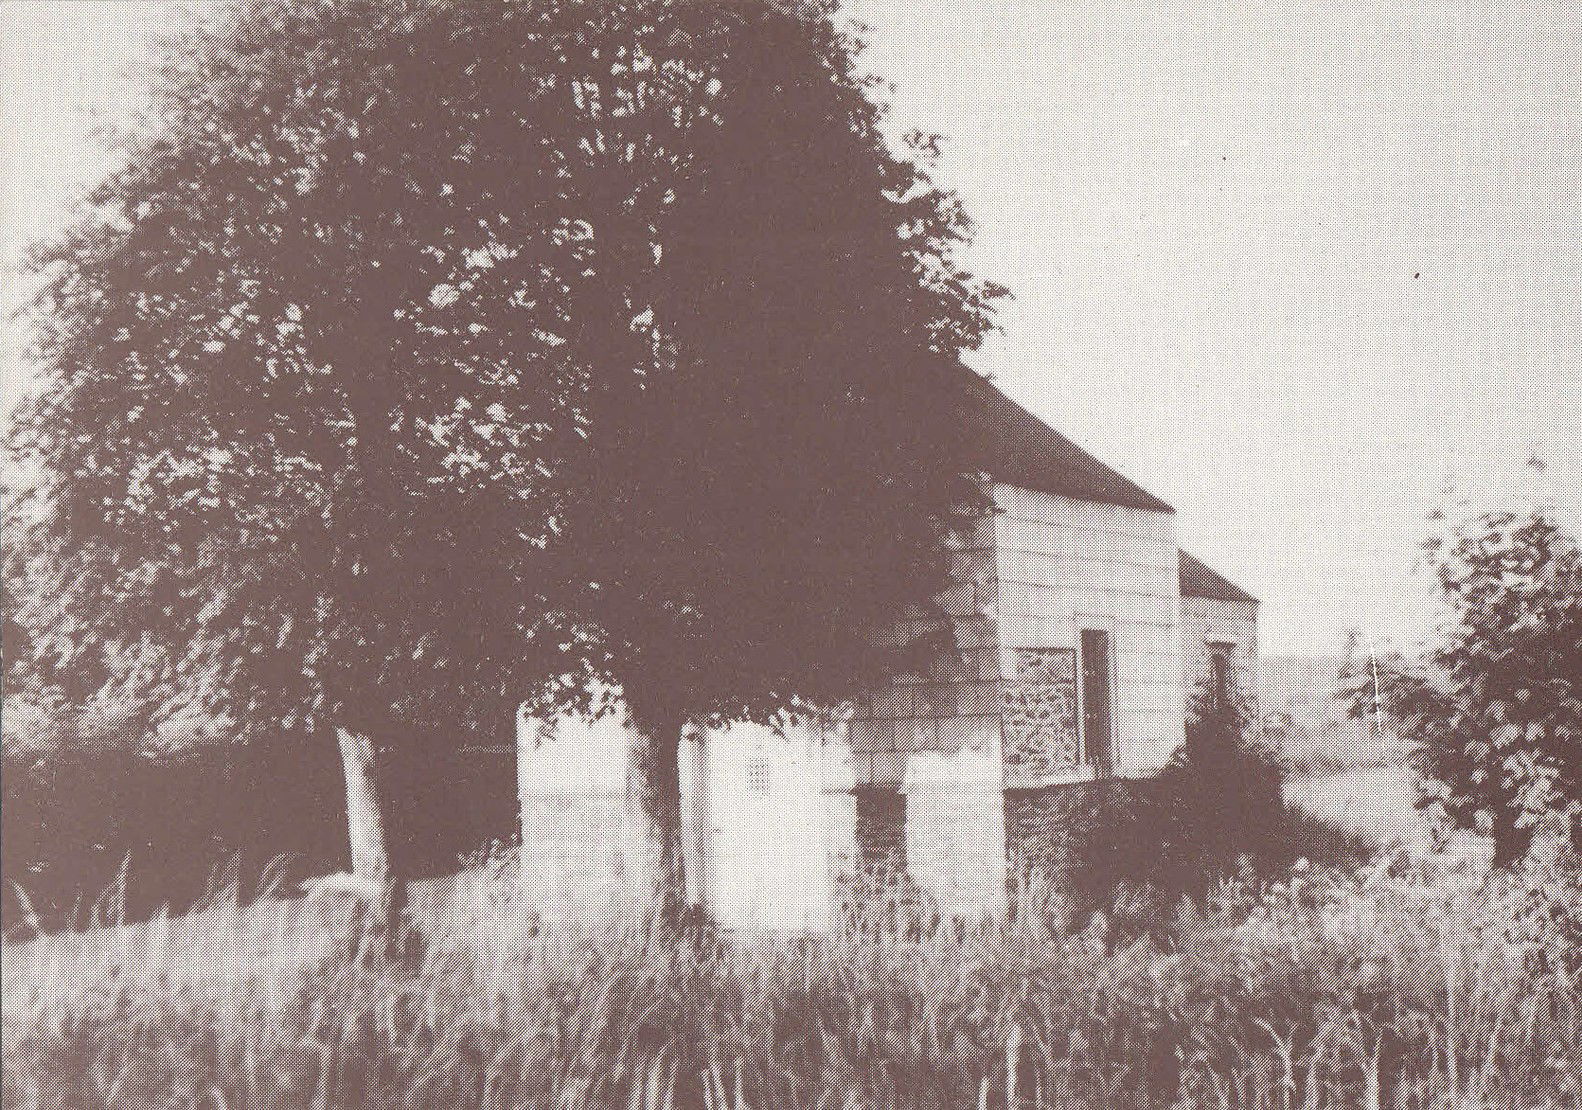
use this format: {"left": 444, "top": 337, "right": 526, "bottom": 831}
{"left": 3, "top": 0, "right": 1579, "bottom": 658}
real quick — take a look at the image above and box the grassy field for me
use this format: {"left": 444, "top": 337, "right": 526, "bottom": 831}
{"left": 0, "top": 745, "right": 1558, "bottom": 1109}
{"left": 1284, "top": 764, "right": 1424, "bottom": 847}
{"left": 1269, "top": 725, "right": 1411, "bottom": 780}
{"left": 5, "top": 847, "right": 1581, "bottom": 1110}
{"left": 1283, "top": 763, "right": 1493, "bottom": 869}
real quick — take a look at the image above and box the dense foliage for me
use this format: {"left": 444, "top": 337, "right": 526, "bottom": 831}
{"left": 1009, "top": 685, "right": 1370, "bottom": 937}
{"left": 0, "top": 739, "right": 519, "bottom": 936}
{"left": 1155, "top": 685, "right": 1291, "bottom": 876}
{"left": 1354, "top": 505, "right": 1582, "bottom": 865}
{"left": 3, "top": 0, "right": 1003, "bottom": 909}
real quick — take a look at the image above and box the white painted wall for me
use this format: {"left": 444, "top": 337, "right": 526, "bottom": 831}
{"left": 903, "top": 749, "right": 1007, "bottom": 919}
{"left": 516, "top": 707, "right": 649, "bottom": 923}
{"left": 516, "top": 705, "right": 1009, "bottom": 929}
{"left": 697, "top": 718, "right": 837, "bottom": 932}
{"left": 991, "top": 483, "right": 1184, "bottom": 776}
{"left": 518, "top": 706, "right": 852, "bottom": 931}
{"left": 1181, "top": 595, "right": 1259, "bottom": 710}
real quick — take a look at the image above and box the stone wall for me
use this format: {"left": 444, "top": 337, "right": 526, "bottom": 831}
{"left": 1000, "top": 647, "right": 1081, "bottom": 778}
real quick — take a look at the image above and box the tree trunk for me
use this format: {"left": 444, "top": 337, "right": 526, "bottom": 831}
{"left": 1488, "top": 808, "right": 1534, "bottom": 870}
{"left": 336, "top": 725, "right": 415, "bottom": 959}
{"left": 627, "top": 714, "right": 691, "bottom": 928}
{"left": 681, "top": 726, "right": 712, "bottom": 915}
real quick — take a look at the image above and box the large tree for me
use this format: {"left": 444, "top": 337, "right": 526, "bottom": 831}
{"left": 544, "top": 7, "right": 1003, "bottom": 917}
{"left": 5, "top": 0, "right": 1001, "bottom": 931}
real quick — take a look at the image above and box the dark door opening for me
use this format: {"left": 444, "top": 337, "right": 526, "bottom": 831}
{"left": 1079, "top": 629, "right": 1114, "bottom": 772}
{"left": 1208, "top": 641, "right": 1235, "bottom": 705}
{"left": 853, "top": 788, "right": 907, "bottom": 878}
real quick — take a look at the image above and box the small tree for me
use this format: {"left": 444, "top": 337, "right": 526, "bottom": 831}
{"left": 6, "top": 0, "right": 1002, "bottom": 929}
{"left": 1355, "top": 504, "right": 1582, "bottom": 866}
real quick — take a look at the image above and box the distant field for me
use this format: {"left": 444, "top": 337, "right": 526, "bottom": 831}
{"left": 1265, "top": 723, "right": 1410, "bottom": 776}
{"left": 1284, "top": 764, "right": 1421, "bottom": 843}
{"left": 1283, "top": 763, "right": 1491, "bottom": 866}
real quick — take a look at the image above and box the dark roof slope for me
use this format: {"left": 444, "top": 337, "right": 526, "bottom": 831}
{"left": 954, "top": 372, "right": 1174, "bottom": 513}
{"left": 1179, "top": 551, "right": 1258, "bottom": 604}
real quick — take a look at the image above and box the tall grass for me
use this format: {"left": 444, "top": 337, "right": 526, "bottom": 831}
{"left": 5, "top": 851, "right": 1581, "bottom": 1110}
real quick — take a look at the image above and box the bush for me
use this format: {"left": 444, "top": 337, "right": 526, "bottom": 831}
{"left": 1008, "top": 687, "right": 1374, "bottom": 938}
{"left": 1, "top": 735, "right": 519, "bottom": 935}
{"left": 1156, "top": 687, "right": 1289, "bottom": 874}
{"left": 1006, "top": 777, "right": 1168, "bottom": 931}
{"left": 1356, "top": 504, "right": 1582, "bottom": 866}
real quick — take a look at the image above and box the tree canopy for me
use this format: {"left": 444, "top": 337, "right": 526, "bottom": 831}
{"left": 5, "top": 0, "right": 1004, "bottom": 913}
{"left": 7, "top": 0, "right": 1000, "bottom": 736}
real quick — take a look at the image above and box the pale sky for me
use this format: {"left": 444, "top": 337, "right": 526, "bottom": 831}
{"left": 3, "top": 1, "right": 1579, "bottom": 658}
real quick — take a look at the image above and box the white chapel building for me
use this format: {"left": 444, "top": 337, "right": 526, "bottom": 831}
{"left": 517, "top": 372, "right": 1257, "bottom": 930}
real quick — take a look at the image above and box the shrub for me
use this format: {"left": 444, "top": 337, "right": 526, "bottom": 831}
{"left": 1, "top": 736, "right": 519, "bottom": 935}
{"left": 1155, "top": 685, "right": 1290, "bottom": 878}
{"left": 1009, "top": 685, "right": 1374, "bottom": 939}
{"left": 1355, "top": 504, "right": 1582, "bottom": 866}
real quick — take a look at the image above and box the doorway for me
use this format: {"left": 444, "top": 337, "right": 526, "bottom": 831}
{"left": 1079, "top": 629, "right": 1114, "bottom": 772}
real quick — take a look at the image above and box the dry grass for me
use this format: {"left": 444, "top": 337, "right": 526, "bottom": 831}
{"left": 1283, "top": 765, "right": 1494, "bottom": 869}
{"left": 1283, "top": 765, "right": 1426, "bottom": 849}
{"left": 5, "top": 850, "right": 1581, "bottom": 1110}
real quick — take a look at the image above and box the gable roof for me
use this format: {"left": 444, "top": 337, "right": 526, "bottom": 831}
{"left": 1179, "top": 551, "right": 1258, "bottom": 604}
{"left": 954, "top": 371, "right": 1174, "bottom": 514}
